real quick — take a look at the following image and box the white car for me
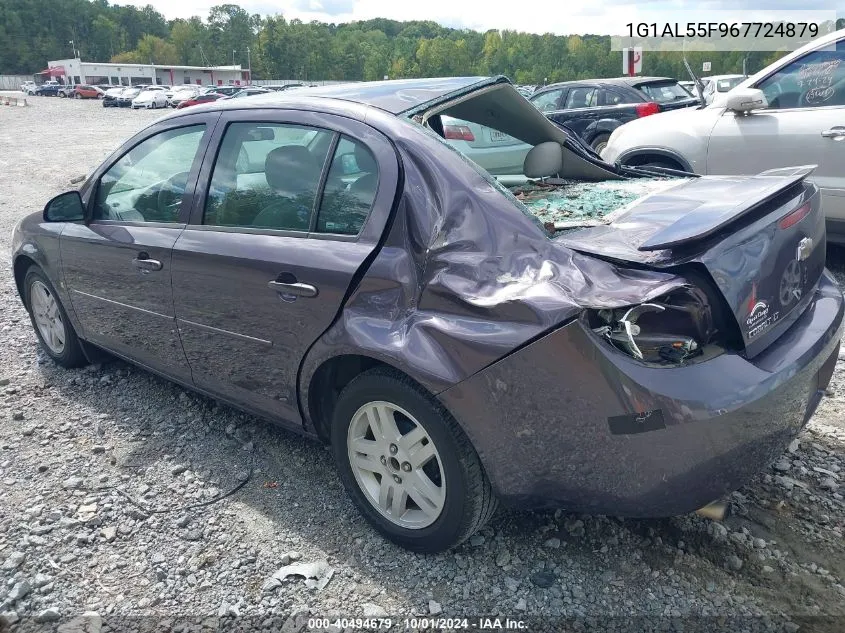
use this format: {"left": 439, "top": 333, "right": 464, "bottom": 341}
{"left": 21, "top": 81, "right": 36, "bottom": 95}
{"left": 602, "top": 28, "right": 845, "bottom": 242}
{"left": 131, "top": 86, "right": 168, "bottom": 109}
{"left": 166, "top": 86, "right": 198, "bottom": 107}
{"left": 700, "top": 74, "right": 747, "bottom": 104}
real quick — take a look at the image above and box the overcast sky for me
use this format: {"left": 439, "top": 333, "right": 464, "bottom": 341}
{"left": 120, "top": 0, "right": 841, "bottom": 35}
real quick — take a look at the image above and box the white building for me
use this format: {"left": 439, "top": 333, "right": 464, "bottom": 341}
{"left": 43, "top": 58, "right": 250, "bottom": 87}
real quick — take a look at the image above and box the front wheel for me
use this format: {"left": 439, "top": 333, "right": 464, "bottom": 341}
{"left": 58, "top": 92, "right": 66, "bottom": 98}
{"left": 331, "top": 367, "right": 497, "bottom": 552}
{"left": 74, "top": 92, "right": 81, "bottom": 99}
{"left": 24, "top": 267, "right": 87, "bottom": 368}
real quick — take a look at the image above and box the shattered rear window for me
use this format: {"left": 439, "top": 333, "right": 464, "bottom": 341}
{"left": 510, "top": 178, "right": 687, "bottom": 235}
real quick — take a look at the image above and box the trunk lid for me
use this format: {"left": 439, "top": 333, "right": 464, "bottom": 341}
{"left": 559, "top": 168, "right": 826, "bottom": 358}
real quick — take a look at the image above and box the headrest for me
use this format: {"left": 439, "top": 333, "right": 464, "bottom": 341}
{"left": 353, "top": 144, "right": 377, "bottom": 174}
{"left": 265, "top": 146, "right": 319, "bottom": 193}
{"left": 523, "top": 141, "right": 563, "bottom": 179}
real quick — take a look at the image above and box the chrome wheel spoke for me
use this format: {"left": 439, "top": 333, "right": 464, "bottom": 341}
{"left": 408, "top": 441, "right": 435, "bottom": 469}
{"left": 405, "top": 471, "right": 444, "bottom": 517}
{"left": 370, "top": 404, "right": 400, "bottom": 443}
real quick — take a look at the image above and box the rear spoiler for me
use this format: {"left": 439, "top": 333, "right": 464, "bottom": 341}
{"left": 638, "top": 166, "right": 816, "bottom": 251}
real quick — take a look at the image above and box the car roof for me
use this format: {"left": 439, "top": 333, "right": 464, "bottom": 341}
{"left": 539, "top": 76, "right": 678, "bottom": 91}
{"left": 167, "top": 76, "right": 500, "bottom": 117}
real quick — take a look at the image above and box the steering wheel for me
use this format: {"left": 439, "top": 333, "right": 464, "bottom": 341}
{"left": 156, "top": 172, "right": 190, "bottom": 219}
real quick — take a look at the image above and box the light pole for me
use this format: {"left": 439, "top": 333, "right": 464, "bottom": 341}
{"left": 232, "top": 49, "right": 236, "bottom": 67}
{"left": 69, "top": 40, "right": 77, "bottom": 58}
{"left": 246, "top": 46, "right": 251, "bottom": 85}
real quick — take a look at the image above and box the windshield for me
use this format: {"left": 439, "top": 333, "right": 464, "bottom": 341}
{"left": 716, "top": 77, "right": 745, "bottom": 92}
{"left": 638, "top": 81, "right": 693, "bottom": 103}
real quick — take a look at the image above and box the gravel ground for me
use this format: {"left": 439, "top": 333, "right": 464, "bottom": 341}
{"left": 1, "top": 93, "right": 844, "bottom": 633}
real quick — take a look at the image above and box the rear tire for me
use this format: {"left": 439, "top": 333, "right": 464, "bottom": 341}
{"left": 24, "top": 267, "right": 87, "bottom": 369}
{"left": 590, "top": 133, "right": 611, "bottom": 154}
{"left": 330, "top": 367, "right": 497, "bottom": 553}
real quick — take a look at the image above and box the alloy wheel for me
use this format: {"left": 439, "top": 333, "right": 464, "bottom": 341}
{"left": 347, "top": 401, "right": 446, "bottom": 529}
{"left": 30, "top": 280, "right": 66, "bottom": 355}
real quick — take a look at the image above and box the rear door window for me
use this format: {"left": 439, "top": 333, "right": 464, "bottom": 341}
{"left": 316, "top": 136, "right": 379, "bottom": 235}
{"left": 564, "top": 87, "right": 597, "bottom": 109}
{"left": 204, "top": 122, "right": 333, "bottom": 232}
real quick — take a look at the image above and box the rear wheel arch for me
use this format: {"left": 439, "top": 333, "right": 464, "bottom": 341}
{"left": 622, "top": 151, "right": 689, "bottom": 172}
{"left": 307, "top": 354, "right": 406, "bottom": 442}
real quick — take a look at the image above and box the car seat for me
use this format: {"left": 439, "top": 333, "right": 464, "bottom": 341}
{"left": 251, "top": 146, "right": 321, "bottom": 230}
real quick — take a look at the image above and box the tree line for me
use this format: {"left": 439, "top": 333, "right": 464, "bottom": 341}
{"left": 1, "top": 0, "right": 843, "bottom": 83}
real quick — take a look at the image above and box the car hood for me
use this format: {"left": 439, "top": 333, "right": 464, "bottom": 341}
{"left": 133, "top": 92, "right": 156, "bottom": 101}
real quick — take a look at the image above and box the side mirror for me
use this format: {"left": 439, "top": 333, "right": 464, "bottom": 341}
{"left": 340, "top": 153, "right": 359, "bottom": 175}
{"left": 725, "top": 88, "right": 767, "bottom": 114}
{"left": 43, "top": 191, "right": 85, "bottom": 222}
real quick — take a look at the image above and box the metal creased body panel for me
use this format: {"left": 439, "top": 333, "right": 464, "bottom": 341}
{"left": 437, "top": 273, "right": 843, "bottom": 513}
{"left": 300, "top": 111, "right": 688, "bottom": 407}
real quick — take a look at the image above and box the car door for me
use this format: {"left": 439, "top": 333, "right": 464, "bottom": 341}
{"left": 550, "top": 86, "right": 599, "bottom": 137}
{"left": 170, "top": 109, "right": 399, "bottom": 425}
{"left": 707, "top": 39, "right": 845, "bottom": 230}
{"left": 61, "top": 113, "right": 218, "bottom": 378}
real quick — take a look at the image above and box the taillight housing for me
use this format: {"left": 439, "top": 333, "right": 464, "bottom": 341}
{"left": 635, "top": 102, "right": 661, "bottom": 118}
{"left": 778, "top": 201, "right": 811, "bottom": 230}
{"left": 587, "top": 287, "right": 717, "bottom": 364}
{"left": 444, "top": 125, "right": 475, "bottom": 141}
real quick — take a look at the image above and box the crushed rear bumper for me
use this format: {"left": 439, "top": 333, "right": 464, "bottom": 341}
{"left": 438, "top": 271, "right": 843, "bottom": 515}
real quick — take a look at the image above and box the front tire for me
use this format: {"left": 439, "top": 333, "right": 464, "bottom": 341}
{"left": 331, "top": 367, "right": 497, "bottom": 552}
{"left": 74, "top": 92, "right": 81, "bottom": 99}
{"left": 24, "top": 267, "right": 87, "bottom": 369}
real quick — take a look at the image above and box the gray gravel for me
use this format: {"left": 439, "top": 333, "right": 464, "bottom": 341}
{"left": 1, "top": 93, "right": 844, "bottom": 632}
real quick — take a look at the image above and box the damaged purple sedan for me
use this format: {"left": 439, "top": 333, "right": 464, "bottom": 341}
{"left": 12, "top": 76, "right": 844, "bottom": 552}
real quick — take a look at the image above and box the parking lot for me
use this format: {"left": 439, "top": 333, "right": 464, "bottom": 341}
{"left": 1, "top": 93, "right": 845, "bottom": 630}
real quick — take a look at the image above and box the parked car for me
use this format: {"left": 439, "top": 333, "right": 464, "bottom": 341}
{"left": 224, "top": 87, "right": 272, "bottom": 99}
{"left": 678, "top": 80, "right": 696, "bottom": 95}
{"left": 101, "top": 87, "right": 125, "bottom": 108}
{"left": 176, "top": 92, "right": 224, "bottom": 109}
{"left": 131, "top": 86, "right": 169, "bottom": 109}
{"left": 528, "top": 77, "right": 699, "bottom": 152}
{"left": 21, "top": 81, "right": 36, "bottom": 95}
{"left": 168, "top": 88, "right": 201, "bottom": 108}
{"left": 165, "top": 86, "right": 198, "bottom": 106}
{"left": 441, "top": 115, "right": 531, "bottom": 175}
{"left": 206, "top": 85, "right": 240, "bottom": 96}
{"left": 34, "top": 82, "right": 62, "bottom": 97}
{"left": 72, "top": 85, "right": 104, "bottom": 99}
{"left": 700, "top": 74, "right": 747, "bottom": 104}
{"left": 602, "top": 28, "right": 845, "bottom": 242}
{"left": 12, "top": 75, "right": 842, "bottom": 553}
{"left": 116, "top": 87, "right": 141, "bottom": 108}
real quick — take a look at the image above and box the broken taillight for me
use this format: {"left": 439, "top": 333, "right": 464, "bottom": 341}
{"left": 778, "top": 201, "right": 811, "bottom": 230}
{"left": 444, "top": 125, "right": 475, "bottom": 141}
{"left": 635, "top": 102, "right": 661, "bottom": 118}
{"left": 587, "top": 288, "right": 717, "bottom": 364}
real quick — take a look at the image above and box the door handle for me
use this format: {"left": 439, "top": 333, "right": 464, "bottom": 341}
{"left": 267, "top": 280, "right": 318, "bottom": 298}
{"left": 132, "top": 255, "right": 163, "bottom": 272}
{"left": 821, "top": 126, "right": 845, "bottom": 140}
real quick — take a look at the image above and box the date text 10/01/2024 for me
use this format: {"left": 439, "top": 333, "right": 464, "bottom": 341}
{"left": 626, "top": 22, "right": 820, "bottom": 39}
{"left": 306, "top": 618, "right": 528, "bottom": 630}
